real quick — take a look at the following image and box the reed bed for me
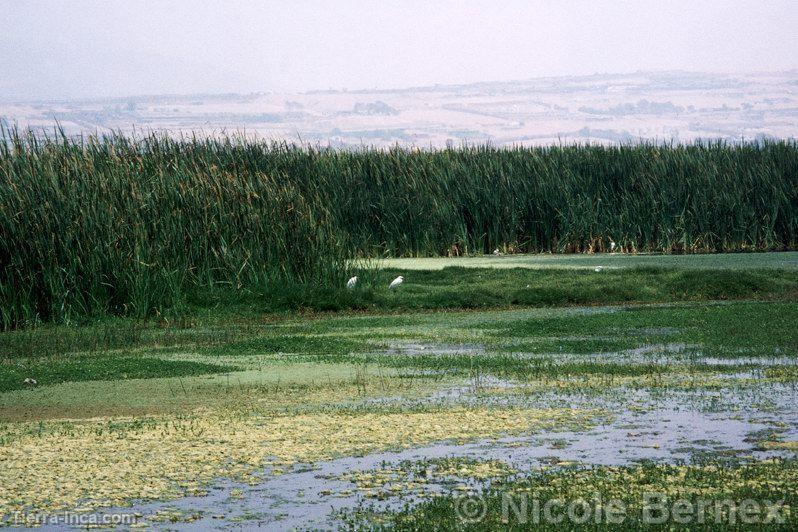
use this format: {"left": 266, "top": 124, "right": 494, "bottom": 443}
{"left": 0, "top": 129, "right": 348, "bottom": 328}
{"left": 1, "top": 128, "right": 796, "bottom": 327}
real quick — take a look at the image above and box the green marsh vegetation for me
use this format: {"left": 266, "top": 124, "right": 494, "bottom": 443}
{"left": 1, "top": 127, "right": 797, "bottom": 327}
{"left": 0, "top": 129, "right": 349, "bottom": 328}
{"left": 2, "top": 127, "right": 798, "bottom": 528}
{"left": 2, "top": 274, "right": 797, "bottom": 524}
{"left": 2, "top": 296, "right": 795, "bottom": 394}
{"left": 345, "top": 458, "right": 798, "bottom": 530}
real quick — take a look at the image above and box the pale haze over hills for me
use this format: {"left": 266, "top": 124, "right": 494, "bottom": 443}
{"left": 3, "top": 71, "right": 797, "bottom": 147}
{"left": 1, "top": 1, "right": 797, "bottom": 146}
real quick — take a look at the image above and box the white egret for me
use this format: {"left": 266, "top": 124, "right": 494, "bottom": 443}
{"left": 23, "top": 378, "right": 37, "bottom": 386}
{"left": 610, "top": 241, "right": 617, "bottom": 253}
{"left": 594, "top": 266, "right": 604, "bottom": 272}
{"left": 493, "top": 248, "right": 500, "bottom": 255}
{"left": 389, "top": 276, "right": 404, "bottom": 289}
{"left": 346, "top": 276, "right": 358, "bottom": 290}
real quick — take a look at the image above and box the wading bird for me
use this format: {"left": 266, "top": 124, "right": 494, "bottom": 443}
{"left": 389, "top": 276, "right": 404, "bottom": 289}
{"left": 346, "top": 276, "right": 358, "bottom": 289}
{"left": 594, "top": 266, "right": 603, "bottom": 272}
{"left": 610, "top": 240, "right": 617, "bottom": 253}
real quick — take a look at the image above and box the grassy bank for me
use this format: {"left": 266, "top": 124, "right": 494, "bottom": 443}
{"left": 381, "top": 251, "right": 798, "bottom": 270}
{"left": 187, "top": 265, "right": 798, "bottom": 315}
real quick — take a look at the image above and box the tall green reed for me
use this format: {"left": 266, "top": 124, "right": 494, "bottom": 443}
{"left": 0, "top": 128, "right": 349, "bottom": 328}
{"left": 1, "top": 127, "right": 796, "bottom": 327}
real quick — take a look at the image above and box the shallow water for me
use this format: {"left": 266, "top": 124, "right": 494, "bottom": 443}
{"left": 378, "top": 341, "right": 485, "bottom": 357}
{"left": 78, "top": 380, "right": 798, "bottom": 531}
{"left": 371, "top": 339, "right": 796, "bottom": 370}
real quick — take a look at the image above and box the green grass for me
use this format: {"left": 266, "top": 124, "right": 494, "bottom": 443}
{"left": 0, "top": 320, "right": 144, "bottom": 359}
{"left": 219, "top": 334, "right": 365, "bottom": 356}
{"left": 5, "top": 268, "right": 797, "bottom": 364}
{"left": 382, "top": 251, "right": 798, "bottom": 271}
{"left": 0, "top": 362, "right": 403, "bottom": 421}
{"left": 1, "top": 257, "right": 794, "bottom": 405}
{"left": 202, "top": 297, "right": 797, "bottom": 383}
{"left": 0, "top": 355, "right": 230, "bottom": 392}
{"left": 1, "top": 265, "right": 793, "bottom": 354}
{"left": 183, "top": 266, "right": 798, "bottom": 315}
{"left": 489, "top": 301, "right": 798, "bottom": 354}
{"left": 286, "top": 300, "right": 796, "bottom": 379}
{"left": 3, "top": 296, "right": 795, "bottom": 394}
{"left": 345, "top": 459, "right": 798, "bottom": 530}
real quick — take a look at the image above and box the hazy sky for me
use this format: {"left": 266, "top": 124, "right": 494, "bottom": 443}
{"left": 2, "top": 0, "right": 797, "bottom": 100}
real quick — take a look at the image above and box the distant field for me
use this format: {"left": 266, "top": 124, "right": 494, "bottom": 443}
{"left": 5, "top": 71, "right": 798, "bottom": 148}
{"left": 381, "top": 251, "right": 798, "bottom": 271}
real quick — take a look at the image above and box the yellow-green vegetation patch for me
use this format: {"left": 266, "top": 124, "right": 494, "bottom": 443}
{"left": 759, "top": 440, "right": 798, "bottom": 451}
{"left": 146, "top": 507, "right": 203, "bottom": 524}
{"left": 336, "top": 457, "right": 516, "bottom": 501}
{"left": 381, "top": 252, "right": 798, "bottom": 271}
{"left": 765, "top": 366, "right": 798, "bottom": 383}
{"left": 0, "top": 363, "right": 444, "bottom": 421}
{"left": 429, "top": 457, "right": 516, "bottom": 480}
{"left": 336, "top": 468, "right": 430, "bottom": 500}
{"left": 0, "top": 407, "right": 600, "bottom": 520}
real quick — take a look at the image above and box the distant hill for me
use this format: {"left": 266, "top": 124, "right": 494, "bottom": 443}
{"left": 2, "top": 71, "right": 796, "bottom": 147}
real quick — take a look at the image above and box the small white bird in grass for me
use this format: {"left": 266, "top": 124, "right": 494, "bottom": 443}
{"left": 594, "top": 266, "right": 604, "bottom": 272}
{"left": 389, "top": 276, "right": 404, "bottom": 290}
{"left": 346, "top": 276, "right": 358, "bottom": 290}
{"left": 610, "top": 240, "right": 617, "bottom": 253}
{"left": 23, "top": 378, "right": 37, "bottom": 386}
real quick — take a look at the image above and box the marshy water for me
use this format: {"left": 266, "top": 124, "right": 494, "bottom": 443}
{"left": 80, "top": 342, "right": 798, "bottom": 530}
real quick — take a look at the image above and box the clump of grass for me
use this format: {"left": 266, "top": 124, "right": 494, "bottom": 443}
{"left": 0, "top": 320, "right": 144, "bottom": 359}
{"left": 0, "top": 355, "right": 231, "bottom": 392}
